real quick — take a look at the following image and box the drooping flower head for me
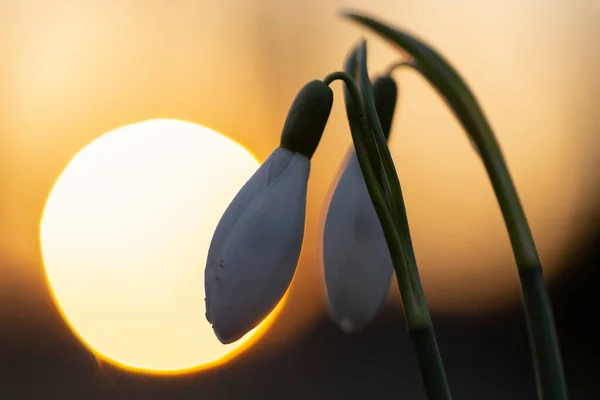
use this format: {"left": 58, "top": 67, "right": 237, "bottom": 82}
{"left": 205, "top": 81, "right": 333, "bottom": 344}
{"left": 323, "top": 75, "right": 398, "bottom": 332}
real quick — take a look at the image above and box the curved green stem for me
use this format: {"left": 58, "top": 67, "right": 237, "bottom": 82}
{"left": 324, "top": 49, "right": 452, "bottom": 400}
{"left": 323, "top": 70, "right": 420, "bottom": 327}
{"left": 355, "top": 41, "right": 452, "bottom": 400}
{"left": 383, "top": 60, "right": 417, "bottom": 77}
{"left": 341, "top": 12, "right": 568, "bottom": 400}
{"left": 324, "top": 71, "right": 386, "bottom": 194}
{"left": 356, "top": 42, "right": 417, "bottom": 265}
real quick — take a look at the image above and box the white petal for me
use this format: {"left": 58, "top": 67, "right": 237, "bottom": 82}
{"left": 205, "top": 148, "right": 294, "bottom": 322}
{"left": 206, "top": 152, "right": 309, "bottom": 343}
{"left": 206, "top": 148, "right": 294, "bottom": 258}
{"left": 323, "top": 151, "right": 394, "bottom": 332}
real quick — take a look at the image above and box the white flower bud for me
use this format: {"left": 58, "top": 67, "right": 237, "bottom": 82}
{"left": 204, "top": 80, "right": 333, "bottom": 344}
{"left": 205, "top": 147, "right": 309, "bottom": 344}
{"left": 323, "top": 152, "right": 394, "bottom": 332}
{"left": 322, "top": 75, "right": 398, "bottom": 333}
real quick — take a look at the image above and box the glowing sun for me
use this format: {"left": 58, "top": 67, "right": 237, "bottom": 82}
{"left": 40, "top": 119, "right": 284, "bottom": 373}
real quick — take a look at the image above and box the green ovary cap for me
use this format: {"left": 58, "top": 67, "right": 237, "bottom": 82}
{"left": 372, "top": 75, "right": 398, "bottom": 140}
{"left": 280, "top": 80, "right": 334, "bottom": 159}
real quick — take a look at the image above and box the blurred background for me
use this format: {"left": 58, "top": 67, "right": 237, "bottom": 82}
{"left": 1, "top": 0, "right": 599, "bottom": 398}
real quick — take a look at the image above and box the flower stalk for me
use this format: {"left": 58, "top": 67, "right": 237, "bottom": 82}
{"left": 322, "top": 74, "right": 397, "bottom": 333}
{"left": 342, "top": 11, "right": 568, "bottom": 400}
{"left": 323, "top": 47, "right": 452, "bottom": 398}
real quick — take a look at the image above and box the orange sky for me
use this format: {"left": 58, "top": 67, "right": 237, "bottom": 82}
{"left": 2, "top": 0, "right": 600, "bottom": 355}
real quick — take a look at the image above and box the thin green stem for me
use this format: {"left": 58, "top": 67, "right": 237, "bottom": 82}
{"left": 418, "top": 65, "right": 568, "bottom": 400}
{"left": 409, "top": 326, "right": 452, "bottom": 400}
{"left": 323, "top": 70, "right": 421, "bottom": 328}
{"left": 324, "top": 71, "right": 386, "bottom": 194}
{"left": 383, "top": 60, "right": 417, "bottom": 77}
{"left": 338, "top": 13, "right": 568, "bottom": 398}
{"left": 480, "top": 138, "right": 567, "bottom": 400}
{"left": 418, "top": 54, "right": 567, "bottom": 400}
{"left": 390, "top": 59, "right": 567, "bottom": 399}
{"left": 353, "top": 41, "right": 451, "bottom": 400}
{"left": 355, "top": 42, "right": 417, "bottom": 265}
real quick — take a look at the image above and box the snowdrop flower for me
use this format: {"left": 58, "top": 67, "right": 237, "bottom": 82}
{"left": 205, "top": 80, "right": 333, "bottom": 344}
{"left": 323, "top": 75, "right": 398, "bottom": 332}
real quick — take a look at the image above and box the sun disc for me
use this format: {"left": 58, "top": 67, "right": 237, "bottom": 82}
{"left": 40, "top": 119, "right": 284, "bottom": 373}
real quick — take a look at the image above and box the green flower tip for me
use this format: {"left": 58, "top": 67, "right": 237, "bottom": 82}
{"left": 372, "top": 75, "right": 398, "bottom": 140}
{"left": 280, "top": 80, "right": 334, "bottom": 160}
{"left": 339, "top": 9, "right": 370, "bottom": 21}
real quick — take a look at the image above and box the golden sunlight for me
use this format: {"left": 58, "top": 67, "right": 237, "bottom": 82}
{"left": 39, "top": 119, "right": 284, "bottom": 373}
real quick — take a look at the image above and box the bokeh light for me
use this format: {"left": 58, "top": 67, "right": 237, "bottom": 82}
{"left": 40, "top": 119, "right": 285, "bottom": 372}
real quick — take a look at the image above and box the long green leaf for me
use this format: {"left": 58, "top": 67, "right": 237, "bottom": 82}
{"left": 341, "top": 10, "right": 568, "bottom": 400}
